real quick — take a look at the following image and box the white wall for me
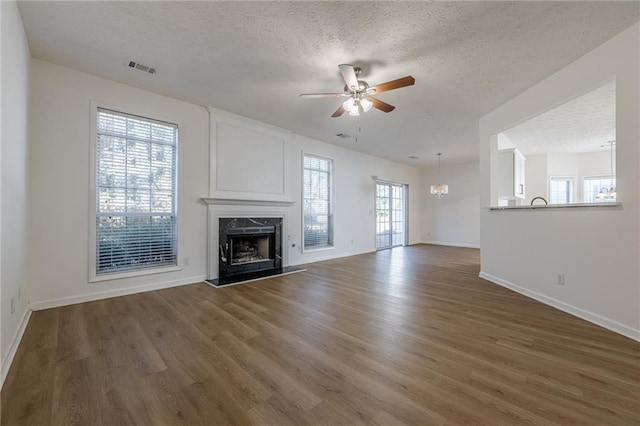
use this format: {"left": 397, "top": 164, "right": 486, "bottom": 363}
{"left": 579, "top": 150, "right": 613, "bottom": 177}
{"left": 480, "top": 23, "right": 640, "bottom": 341}
{"left": 1, "top": 0, "right": 31, "bottom": 384}
{"left": 28, "top": 59, "right": 211, "bottom": 308}
{"left": 286, "top": 133, "right": 422, "bottom": 266}
{"left": 524, "top": 154, "right": 548, "bottom": 204}
{"left": 421, "top": 160, "right": 480, "bottom": 248}
{"left": 205, "top": 106, "right": 422, "bottom": 277}
{"left": 28, "top": 59, "right": 422, "bottom": 305}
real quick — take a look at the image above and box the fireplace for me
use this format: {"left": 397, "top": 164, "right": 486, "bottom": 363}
{"left": 218, "top": 217, "right": 282, "bottom": 280}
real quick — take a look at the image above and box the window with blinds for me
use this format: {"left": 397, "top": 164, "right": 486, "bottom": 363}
{"left": 303, "top": 154, "right": 333, "bottom": 250}
{"left": 549, "top": 177, "right": 575, "bottom": 204}
{"left": 583, "top": 176, "right": 616, "bottom": 203}
{"left": 95, "top": 108, "right": 178, "bottom": 275}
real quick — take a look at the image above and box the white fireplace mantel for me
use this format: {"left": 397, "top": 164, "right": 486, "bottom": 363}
{"left": 201, "top": 197, "right": 295, "bottom": 208}
{"left": 203, "top": 197, "right": 294, "bottom": 280}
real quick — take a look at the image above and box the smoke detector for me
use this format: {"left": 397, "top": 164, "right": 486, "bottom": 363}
{"left": 128, "top": 61, "right": 157, "bottom": 75}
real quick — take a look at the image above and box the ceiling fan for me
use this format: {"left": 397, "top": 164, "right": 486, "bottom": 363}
{"left": 300, "top": 64, "right": 415, "bottom": 118}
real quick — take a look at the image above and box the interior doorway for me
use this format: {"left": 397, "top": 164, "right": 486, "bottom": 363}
{"left": 375, "top": 182, "right": 407, "bottom": 250}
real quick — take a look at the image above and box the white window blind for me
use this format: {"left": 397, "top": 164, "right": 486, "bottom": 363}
{"left": 549, "top": 177, "right": 574, "bottom": 204}
{"left": 303, "top": 154, "right": 333, "bottom": 250}
{"left": 95, "top": 108, "right": 178, "bottom": 275}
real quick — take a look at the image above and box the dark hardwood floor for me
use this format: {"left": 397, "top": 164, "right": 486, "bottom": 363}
{"left": 2, "top": 245, "right": 639, "bottom": 425}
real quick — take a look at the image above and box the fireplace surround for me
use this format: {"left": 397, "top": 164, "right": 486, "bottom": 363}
{"left": 203, "top": 198, "right": 305, "bottom": 286}
{"left": 218, "top": 217, "right": 283, "bottom": 279}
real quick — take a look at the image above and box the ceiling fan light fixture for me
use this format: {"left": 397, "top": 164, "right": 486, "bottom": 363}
{"left": 342, "top": 97, "right": 356, "bottom": 112}
{"left": 300, "top": 64, "right": 414, "bottom": 118}
{"left": 360, "top": 98, "right": 372, "bottom": 112}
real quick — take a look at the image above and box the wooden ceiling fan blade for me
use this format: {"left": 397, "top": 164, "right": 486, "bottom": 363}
{"left": 369, "top": 97, "right": 395, "bottom": 113}
{"left": 300, "top": 92, "right": 348, "bottom": 98}
{"left": 369, "top": 76, "right": 415, "bottom": 94}
{"left": 338, "top": 64, "right": 359, "bottom": 92}
{"left": 331, "top": 105, "right": 346, "bottom": 117}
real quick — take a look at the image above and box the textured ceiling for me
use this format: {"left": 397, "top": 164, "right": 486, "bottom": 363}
{"left": 17, "top": 1, "right": 640, "bottom": 167}
{"left": 500, "top": 80, "right": 615, "bottom": 156}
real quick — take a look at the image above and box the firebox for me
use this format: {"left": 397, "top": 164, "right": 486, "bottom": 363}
{"left": 218, "top": 218, "right": 283, "bottom": 280}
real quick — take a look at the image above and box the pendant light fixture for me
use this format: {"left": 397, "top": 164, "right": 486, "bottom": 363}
{"left": 596, "top": 141, "right": 616, "bottom": 200}
{"left": 430, "top": 153, "right": 449, "bottom": 198}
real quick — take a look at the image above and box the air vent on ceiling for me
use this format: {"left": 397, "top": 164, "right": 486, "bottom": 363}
{"left": 128, "top": 60, "right": 157, "bottom": 74}
{"left": 336, "top": 133, "right": 351, "bottom": 139}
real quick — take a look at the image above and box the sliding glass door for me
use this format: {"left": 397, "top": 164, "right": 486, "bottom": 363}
{"left": 375, "top": 182, "right": 407, "bottom": 250}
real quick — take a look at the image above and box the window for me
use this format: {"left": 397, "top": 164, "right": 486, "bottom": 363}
{"left": 94, "top": 108, "right": 178, "bottom": 277}
{"left": 549, "top": 177, "right": 575, "bottom": 204}
{"left": 583, "top": 176, "right": 616, "bottom": 203}
{"left": 303, "top": 154, "right": 333, "bottom": 250}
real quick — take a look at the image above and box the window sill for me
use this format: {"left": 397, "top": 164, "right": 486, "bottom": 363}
{"left": 302, "top": 245, "right": 335, "bottom": 254}
{"left": 89, "top": 265, "right": 182, "bottom": 283}
{"left": 489, "top": 202, "right": 621, "bottom": 211}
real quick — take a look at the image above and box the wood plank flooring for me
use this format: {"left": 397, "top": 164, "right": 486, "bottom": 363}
{"left": 2, "top": 244, "right": 639, "bottom": 425}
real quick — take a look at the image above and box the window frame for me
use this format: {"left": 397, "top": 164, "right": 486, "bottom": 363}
{"left": 548, "top": 176, "right": 575, "bottom": 205}
{"left": 301, "top": 152, "right": 334, "bottom": 253}
{"left": 89, "top": 102, "right": 182, "bottom": 282}
{"left": 582, "top": 174, "right": 617, "bottom": 204}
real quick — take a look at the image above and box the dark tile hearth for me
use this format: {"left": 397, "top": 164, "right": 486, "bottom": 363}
{"left": 206, "top": 265, "right": 306, "bottom": 287}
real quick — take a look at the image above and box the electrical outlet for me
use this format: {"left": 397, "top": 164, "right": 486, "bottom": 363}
{"left": 351, "top": 239, "right": 354, "bottom": 245}
{"left": 557, "top": 273, "right": 565, "bottom": 285}
{"left": 183, "top": 257, "right": 190, "bottom": 267}
{"left": 427, "top": 232, "right": 431, "bottom": 237}
{"left": 11, "top": 297, "right": 15, "bottom": 314}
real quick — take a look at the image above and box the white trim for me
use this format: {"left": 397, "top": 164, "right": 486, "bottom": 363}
{"left": 206, "top": 106, "right": 292, "bottom": 136}
{"left": 290, "top": 248, "right": 375, "bottom": 266}
{"left": 301, "top": 152, "right": 334, "bottom": 253}
{"left": 371, "top": 175, "right": 409, "bottom": 185}
{"left": 88, "top": 101, "right": 183, "bottom": 282}
{"left": 422, "top": 241, "right": 481, "bottom": 249}
{"left": 89, "top": 265, "right": 182, "bottom": 283}
{"left": 201, "top": 198, "right": 295, "bottom": 207}
{"left": 302, "top": 245, "right": 335, "bottom": 254}
{"left": 30, "top": 275, "right": 206, "bottom": 311}
{"left": 479, "top": 271, "right": 640, "bottom": 342}
{"left": 207, "top": 108, "right": 291, "bottom": 201}
{"left": 208, "top": 207, "right": 289, "bottom": 280}
{"left": 1, "top": 308, "right": 32, "bottom": 390}
{"left": 374, "top": 181, "right": 409, "bottom": 249}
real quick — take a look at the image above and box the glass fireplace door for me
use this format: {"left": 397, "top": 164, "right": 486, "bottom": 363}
{"left": 375, "top": 182, "right": 407, "bottom": 250}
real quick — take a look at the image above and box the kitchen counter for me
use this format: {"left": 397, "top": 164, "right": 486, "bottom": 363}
{"left": 489, "top": 202, "right": 621, "bottom": 210}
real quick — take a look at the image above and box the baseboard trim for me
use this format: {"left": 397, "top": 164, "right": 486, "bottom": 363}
{"left": 30, "top": 275, "right": 207, "bottom": 311}
{"left": 1, "top": 307, "right": 32, "bottom": 390}
{"left": 422, "top": 240, "right": 480, "bottom": 249}
{"left": 479, "top": 271, "right": 640, "bottom": 342}
{"left": 290, "top": 249, "right": 375, "bottom": 266}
